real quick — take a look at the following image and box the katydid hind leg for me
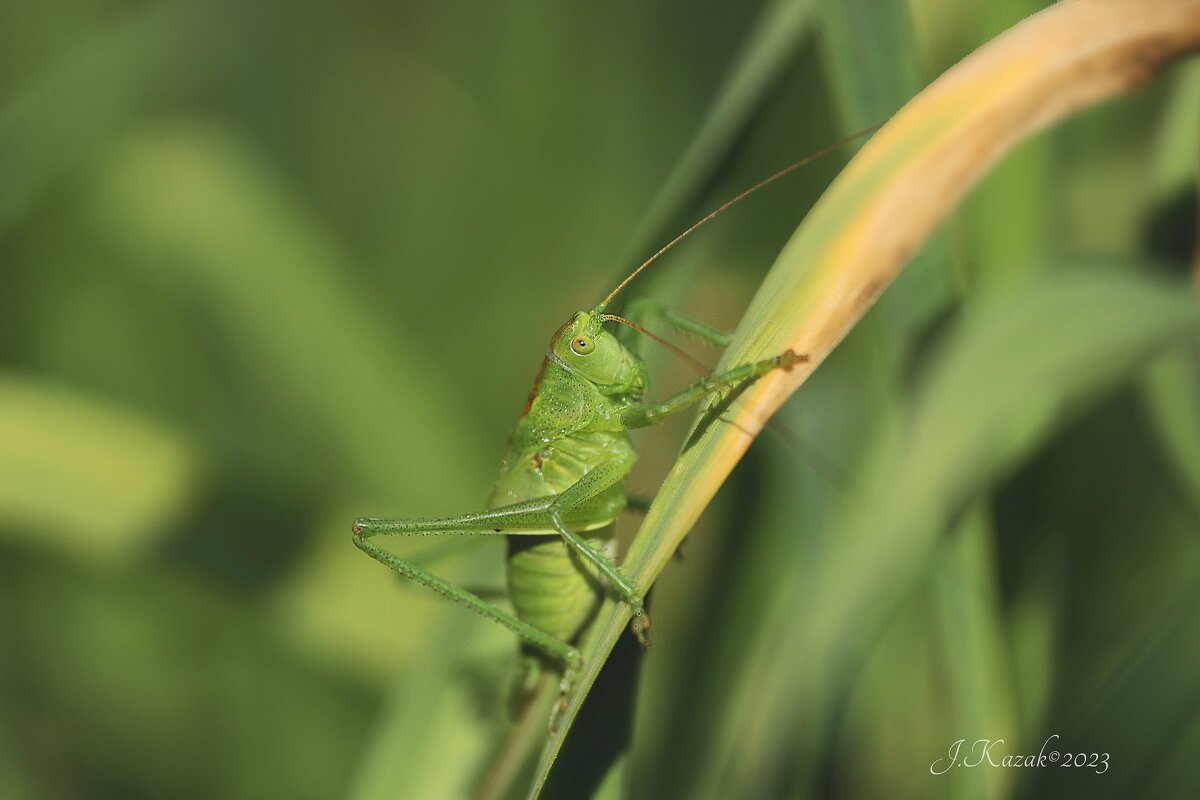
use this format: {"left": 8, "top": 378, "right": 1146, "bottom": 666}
{"left": 545, "top": 452, "right": 653, "bottom": 646}
{"left": 353, "top": 489, "right": 620, "bottom": 538}
{"left": 352, "top": 528, "right": 582, "bottom": 671}
{"left": 353, "top": 472, "right": 649, "bottom": 659}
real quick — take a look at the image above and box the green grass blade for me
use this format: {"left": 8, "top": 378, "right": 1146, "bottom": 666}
{"left": 1141, "top": 59, "right": 1200, "bottom": 516}
{"left": 0, "top": 2, "right": 215, "bottom": 234}
{"left": 1143, "top": 346, "right": 1200, "bottom": 516}
{"left": 816, "top": 0, "right": 923, "bottom": 129}
{"left": 929, "top": 507, "right": 1017, "bottom": 800}
{"left": 80, "top": 122, "right": 522, "bottom": 797}
{"left": 618, "top": 0, "right": 816, "bottom": 269}
{"left": 83, "top": 122, "right": 487, "bottom": 502}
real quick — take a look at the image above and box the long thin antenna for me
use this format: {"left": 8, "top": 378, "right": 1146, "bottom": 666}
{"left": 600, "top": 313, "right": 711, "bottom": 374}
{"left": 601, "top": 124, "right": 880, "bottom": 308}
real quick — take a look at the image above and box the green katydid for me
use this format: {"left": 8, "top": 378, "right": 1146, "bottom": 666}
{"left": 352, "top": 131, "right": 870, "bottom": 714}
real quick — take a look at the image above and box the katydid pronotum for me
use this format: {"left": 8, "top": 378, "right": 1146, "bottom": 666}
{"left": 353, "top": 131, "right": 871, "bottom": 720}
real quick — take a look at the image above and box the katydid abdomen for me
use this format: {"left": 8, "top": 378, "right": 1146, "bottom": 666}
{"left": 493, "top": 424, "right": 634, "bottom": 643}
{"left": 506, "top": 535, "right": 614, "bottom": 644}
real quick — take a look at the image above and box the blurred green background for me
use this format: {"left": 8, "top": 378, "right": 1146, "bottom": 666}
{"left": 1, "top": 1, "right": 1198, "bottom": 798}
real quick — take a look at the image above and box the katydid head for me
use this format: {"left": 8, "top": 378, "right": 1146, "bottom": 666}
{"left": 549, "top": 310, "right": 646, "bottom": 396}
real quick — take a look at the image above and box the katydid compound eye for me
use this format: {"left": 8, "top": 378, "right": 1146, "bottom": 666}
{"left": 570, "top": 336, "right": 595, "bottom": 355}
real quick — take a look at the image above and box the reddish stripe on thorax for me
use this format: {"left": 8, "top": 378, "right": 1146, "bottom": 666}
{"left": 520, "top": 356, "right": 550, "bottom": 416}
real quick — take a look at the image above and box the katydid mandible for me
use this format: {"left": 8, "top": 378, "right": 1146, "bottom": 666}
{"left": 352, "top": 130, "right": 870, "bottom": 709}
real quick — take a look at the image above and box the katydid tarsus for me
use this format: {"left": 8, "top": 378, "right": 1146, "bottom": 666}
{"left": 352, "top": 129, "right": 873, "bottom": 718}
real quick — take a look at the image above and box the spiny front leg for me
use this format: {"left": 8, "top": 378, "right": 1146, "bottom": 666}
{"left": 620, "top": 349, "right": 806, "bottom": 429}
{"left": 623, "top": 297, "right": 734, "bottom": 351}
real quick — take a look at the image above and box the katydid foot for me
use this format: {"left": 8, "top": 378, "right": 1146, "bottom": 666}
{"left": 631, "top": 607, "right": 652, "bottom": 648}
{"left": 776, "top": 349, "right": 807, "bottom": 371}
